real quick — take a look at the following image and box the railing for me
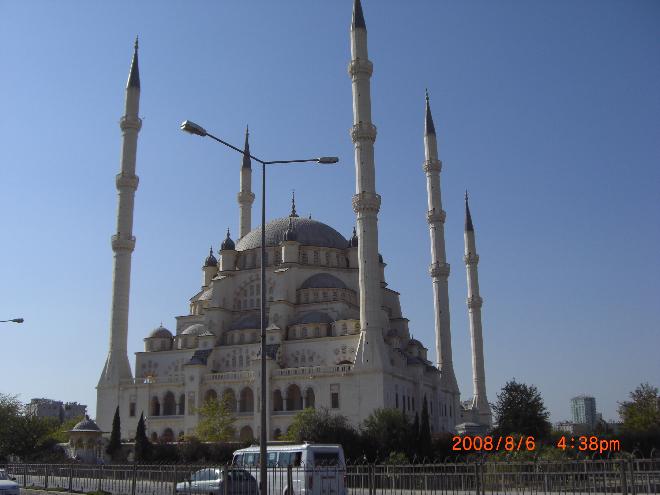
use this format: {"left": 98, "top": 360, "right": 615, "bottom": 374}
{"left": 206, "top": 371, "right": 255, "bottom": 382}
{"left": 121, "top": 375, "right": 186, "bottom": 386}
{"left": 4, "top": 459, "right": 659, "bottom": 495}
{"left": 273, "top": 364, "right": 353, "bottom": 377}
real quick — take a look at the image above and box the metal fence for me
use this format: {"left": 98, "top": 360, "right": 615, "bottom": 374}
{"left": 4, "top": 459, "right": 660, "bottom": 495}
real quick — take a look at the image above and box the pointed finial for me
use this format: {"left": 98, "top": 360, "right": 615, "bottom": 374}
{"left": 290, "top": 190, "right": 299, "bottom": 217}
{"left": 425, "top": 89, "right": 435, "bottom": 135}
{"left": 209, "top": 245, "right": 214, "bottom": 256}
{"left": 127, "top": 36, "right": 140, "bottom": 89}
{"left": 226, "top": 228, "right": 231, "bottom": 237}
{"left": 221, "top": 228, "right": 235, "bottom": 250}
{"left": 308, "top": 213, "right": 312, "bottom": 220}
{"left": 352, "top": 0, "right": 366, "bottom": 30}
{"left": 465, "top": 190, "right": 474, "bottom": 232}
{"left": 242, "top": 125, "right": 251, "bottom": 169}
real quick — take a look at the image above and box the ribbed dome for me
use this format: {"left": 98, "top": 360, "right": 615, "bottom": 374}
{"left": 181, "top": 323, "right": 208, "bottom": 336}
{"left": 71, "top": 416, "right": 101, "bottom": 432}
{"left": 204, "top": 247, "right": 218, "bottom": 267}
{"left": 147, "top": 325, "right": 172, "bottom": 339}
{"left": 221, "top": 229, "right": 235, "bottom": 251}
{"left": 300, "top": 273, "right": 347, "bottom": 289}
{"left": 236, "top": 217, "right": 347, "bottom": 251}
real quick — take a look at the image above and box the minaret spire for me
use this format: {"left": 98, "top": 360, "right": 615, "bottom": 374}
{"left": 289, "top": 190, "right": 298, "bottom": 217}
{"left": 238, "top": 125, "right": 255, "bottom": 238}
{"left": 463, "top": 193, "right": 492, "bottom": 427}
{"left": 349, "top": 0, "right": 387, "bottom": 372}
{"left": 422, "top": 91, "right": 460, "bottom": 427}
{"left": 97, "top": 40, "right": 143, "bottom": 433}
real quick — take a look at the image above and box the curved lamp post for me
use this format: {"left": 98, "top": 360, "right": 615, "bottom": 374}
{"left": 181, "top": 120, "right": 338, "bottom": 494}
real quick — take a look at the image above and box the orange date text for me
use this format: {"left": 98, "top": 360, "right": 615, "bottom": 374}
{"left": 452, "top": 435, "right": 536, "bottom": 452}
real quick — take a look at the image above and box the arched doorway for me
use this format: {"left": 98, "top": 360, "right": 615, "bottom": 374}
{"left": 161, "top": 428, "right": 174, "bottom": 443}
{"left": 178, "top": 394, "right": 185, "bottom": 415}
{"left": 239, "top": 425, "right": 254, "bottom": 442}
{"left": 239, "top": 387, "right": 254, "bottom": 412}
{"left": 163, "top": 391, "right": 176, "bottom": 416}
{"left": 286, "top": 384, "right": 303, "bottom": 411}
{"left": 273, "top": 390, "right": 283, "bottom": 411}
{"left": 150, "top": 396, "right": 160, "bottom": 416}
{"left": 222, "top": 389, "right": 237, "bottom": 412}
{"left": 304, "top": 388, "right": 315, "bottom": 409}
{"left": 204, "top": 389, "right": 218, "bottom": 403}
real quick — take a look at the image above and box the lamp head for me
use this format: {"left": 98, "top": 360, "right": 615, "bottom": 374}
{"left": 317, "top": 156, "right": 339, "bottom": 164}
{"left": 180, "top": 120, "right": 207, "bottom": 137}
{"left": 12, "top": 318, "right": 24, "bottom": 323}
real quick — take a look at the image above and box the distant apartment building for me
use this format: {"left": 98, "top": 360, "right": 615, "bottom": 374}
{"left": 571, "top": 395, "right": 597, "bottom": 428}
{"left": 27, "top": 398, "right": 87, "bottom": 423}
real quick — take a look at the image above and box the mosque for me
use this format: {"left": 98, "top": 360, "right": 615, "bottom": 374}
{"left": 96, "top": 0, "right": 492, "bottom": 442}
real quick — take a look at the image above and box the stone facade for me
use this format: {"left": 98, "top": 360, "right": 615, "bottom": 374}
{"left": 96, "top": 1, "right": 492, "bottom": 442}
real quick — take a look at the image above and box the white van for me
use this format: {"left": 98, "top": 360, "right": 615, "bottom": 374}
{"left": 232, "top": 443, "right": 346, "bottom": 495}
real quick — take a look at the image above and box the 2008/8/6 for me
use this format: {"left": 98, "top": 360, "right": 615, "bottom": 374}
{"left": 452, "top": 435, "right": 536, "bottom": 451}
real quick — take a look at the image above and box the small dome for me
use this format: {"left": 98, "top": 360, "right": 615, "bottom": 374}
{"left": 300, "top": 273, "right": 347, "bottom": 290}
{"left": 348, "top": 227, "right": 358, "bottom": 248}
{"left": 71, "top": 416, "right": 101, "bottom": 432}
{"left": 204, "top": 247, "right": 218, "bottom": 267}
{"left": 147, "top": 325, "right": 172, "bottom": 339}
{"left": 221, "top": 229, "right": 235, "bottom": 251}
{"left": 407, "top": 338, "right": 423, "bottom": 347}
{"left": 290, "top": 311, "right": 334, "bottom": 325}
{"left": 230, "top": 313, "right": 262, "bottom": 330}
{"left": 181, "top": 323, "right": 207, "bottom": 336}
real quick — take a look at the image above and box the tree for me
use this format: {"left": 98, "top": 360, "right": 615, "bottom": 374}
{"left": 411, "top": 412, "right": 420, "bottom": 456}
{"left": 0, "top": 394, "right": 23, "bottom": 461}
{"left": 493, "top": 379, "right": 551, "bottom": 438}
{"left": 195, "top": 395, "right": 236, "bottom": 442}
{"left": 419, "top": 396, "right": 432, "bottom": 459}
{"left": 619, "top": 383, "right": 660, "bottom": 434}
{"left": 106, "top": 407, "right": 123, "bottom": 461}
{"left": 134, "top": 413, "right": 152, "bottom": 462}
{"left": 285, "top": 407, "right": 360, "bottom": 458}
{"left": 361, "top": 408, "right": 411, "bottom": 461}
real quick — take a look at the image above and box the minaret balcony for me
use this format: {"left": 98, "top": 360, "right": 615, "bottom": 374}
{"left": 467, "top": 296, "right": 483, "bottom": 309}
{"left": 429, "top": 262, "right": 450, "bottom": 278}
{"left": 464, "top": 253, "right": 480, "bottom": 265}
{"left": 352, "top": 192, "right": 381, "bottom": 214}
{"left": 347, "top": 58, "right": 373, "bottom": 79}
{"left": 111, "top": 234, "right": 136, "bottom": 252}
{"left": 350, "top": 122, "right": 377, "bottom": 143}
{"left": 423, "top": 159, "right": 442, "bottom": 174}
{"left": 119, "top": 115, "right": 142, "bottom": 131}
{"left": 427, "top": 209, "right": 446, "bottom": 224}
{"left": 115, "top": 173, "right": 139, "bottom": 191}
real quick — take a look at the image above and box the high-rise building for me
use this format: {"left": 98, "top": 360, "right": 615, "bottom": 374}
{"left": 571, "top": 395, "right": 597, "bottom": 427}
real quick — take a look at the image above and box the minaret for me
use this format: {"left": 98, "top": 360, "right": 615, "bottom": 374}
{"left": 97, "top": 39, "right": 141, "bottom": 431}
{"left": 238, "top": 126, "right": 254, "bottom": 238}
{"left": 349, "top": 0, "right": 385, "bottom": 369}
{"left": 464, "top": 192, "right": 492, "bottom": 425}
{"left": 423, "top": 91, "right": 459, "bottom": 394}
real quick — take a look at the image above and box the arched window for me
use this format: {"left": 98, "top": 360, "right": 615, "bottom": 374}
{"left": 239, "top": 387, "right": 254, "bottom": 412}
{"left": 286, "top": 384, "right": 303, "bottom": 411}
{"left": 313, "top": 251, "right": 320, "bottom": 264}
{"left": 150, "top": 396, "right": 160, "bottom": 416}
{"left": 305, "top": 388, "right": 315, "bottom": 409}
{"left": 150, "top": 432, "right": 158, "bottom": 442}
{"left": 163, "top": 391, "right": 176, "bottom": 416}
{"left": 178, "top": 394, "right": 185, "bottom": 415}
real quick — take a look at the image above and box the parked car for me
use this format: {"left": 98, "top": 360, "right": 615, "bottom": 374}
{"left": 0, "top": 469, "right": 19, "bottom": 495}
{"left": 176, "top": 467, "right": 258, "bottom": 495}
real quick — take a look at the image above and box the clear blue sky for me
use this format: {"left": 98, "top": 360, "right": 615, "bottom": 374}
{"left": 1, "top": 0, "right": 658, "bottom": 424}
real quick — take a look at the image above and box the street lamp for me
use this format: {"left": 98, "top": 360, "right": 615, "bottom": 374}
{"left": 0, "top": 318, "right": 24, "bottom": 323}
{"left": 181, "top": 119, "right": 338, "bottom": 494}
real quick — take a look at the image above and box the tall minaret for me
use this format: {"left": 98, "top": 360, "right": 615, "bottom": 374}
{"left": 349, "top": 0, "right": 385, "bottom": 369}
{"left": 423, "top": 91, "right": 459, "bottom": 395}
{"left": 238, "top": 126, "right": 254, "bottom": 238}
{"left": 97, "top": 39, "right": 142, "bottom": 431}
{"left": 464, "top": 192, "right": 492, "bottom": 425}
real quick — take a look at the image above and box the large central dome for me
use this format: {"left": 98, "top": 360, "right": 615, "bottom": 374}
{"left": 235, "top": 217, "right": 348, "bottom": 251}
